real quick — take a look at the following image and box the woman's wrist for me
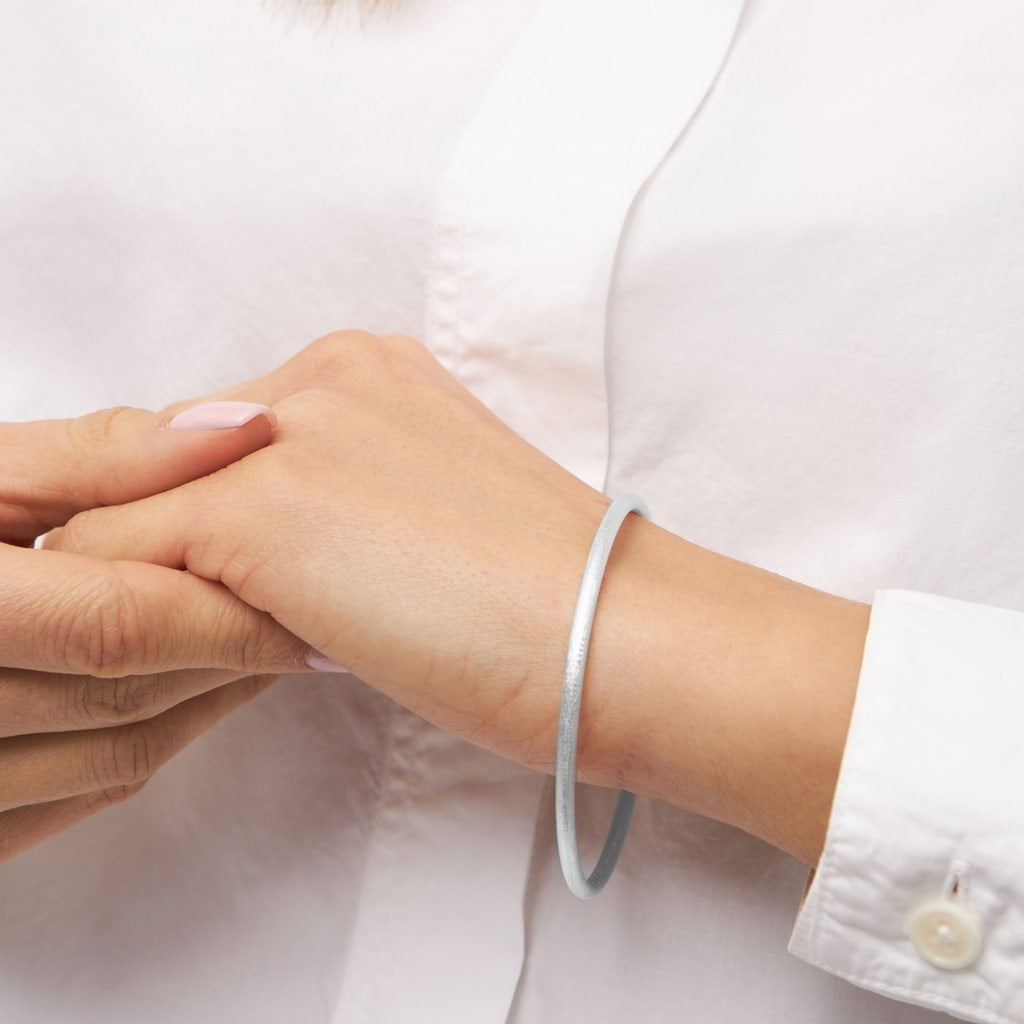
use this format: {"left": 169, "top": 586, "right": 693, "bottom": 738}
{"left": 576, "top": 513, "right": 869, "bottom": 865}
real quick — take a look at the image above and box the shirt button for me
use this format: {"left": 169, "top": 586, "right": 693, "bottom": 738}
{"left": 906, "top": 898, "right": 983, "bottom": 970}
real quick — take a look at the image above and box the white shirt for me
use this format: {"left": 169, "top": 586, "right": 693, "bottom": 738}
{"left": 1, "top": 2, "right": 1023, "bottom": 1021}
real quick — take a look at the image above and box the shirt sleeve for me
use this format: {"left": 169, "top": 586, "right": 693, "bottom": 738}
{"left": 789, "top": 589, "right": 1024, "bottom": 1023}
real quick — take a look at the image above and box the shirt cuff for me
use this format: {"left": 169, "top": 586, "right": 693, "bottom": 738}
{"left": 789, "top": 589, "right": 1024, "bottom": 1023}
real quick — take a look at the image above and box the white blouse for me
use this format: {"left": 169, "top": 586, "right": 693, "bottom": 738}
{"left": 1, "top": 1, "right": 1023, "bottom": 1021}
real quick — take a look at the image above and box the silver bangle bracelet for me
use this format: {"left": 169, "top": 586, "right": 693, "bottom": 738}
{"left": 555, "top": 492, "right": 650, "bottom": 899}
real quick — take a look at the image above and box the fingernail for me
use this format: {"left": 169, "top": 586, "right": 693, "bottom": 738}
{"left": 165, "top": 401, "right": 275, "bottom": 431}
{"left": 305, "top": 648, "right": 349, "bottom": 674}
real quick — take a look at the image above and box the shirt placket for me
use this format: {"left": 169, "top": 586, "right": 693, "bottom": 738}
{"left": 331, "top": 2, "right": 746, "bottom": 1021}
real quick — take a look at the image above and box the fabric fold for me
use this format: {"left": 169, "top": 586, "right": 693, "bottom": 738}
{"left": 425, "top": 0, "right": 747, "bottom": 490}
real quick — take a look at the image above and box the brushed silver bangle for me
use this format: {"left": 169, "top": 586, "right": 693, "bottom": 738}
{"left": 555, "top": 492, "right": 650, "bottom": 899}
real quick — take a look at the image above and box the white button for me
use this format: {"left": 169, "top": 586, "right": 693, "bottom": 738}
{"left": 906, "top": 898, "right": 983, "bottom": 970}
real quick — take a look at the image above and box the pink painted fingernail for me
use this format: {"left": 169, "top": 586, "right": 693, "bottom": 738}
{"left": 165, "top": 401, "right": 275, "bottom": 431}
{"left": 305, "top": 649, "right": 349, "bottom": 674}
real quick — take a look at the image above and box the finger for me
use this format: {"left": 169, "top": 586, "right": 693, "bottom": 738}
{"left": 0, "top": 401, "right": 275, "bottom": 544}
{"left": 0, "top": 667, "right": 243, "bottom": 738}
{"left": 0, "top": 785, "right": 148, "bottom": 864}
{"left": 0, "top": 674, "right": 276, "bottom": 847}
{"left": 0, "top": 546, "right": 313, "bottom": 677}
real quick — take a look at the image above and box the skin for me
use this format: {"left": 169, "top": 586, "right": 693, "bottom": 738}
{"left": 48, "top": 331, "right": 870, "bottom": 864}
{"left": 0, "top": 406, "right": 316, "bottom": 862}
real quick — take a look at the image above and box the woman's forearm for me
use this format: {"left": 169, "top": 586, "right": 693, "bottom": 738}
{"left": 580, "top": 515, "right": 869, "bottom": 864}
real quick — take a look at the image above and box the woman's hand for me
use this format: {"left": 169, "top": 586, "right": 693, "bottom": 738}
{"left": 51, "top": 333, "right": 612, "bottom": 763}
{"left": 50, "top": 333, "right": 870, "bottom": 864}
{"left": 0, "top": 403, "right": 315, "bottom": 862}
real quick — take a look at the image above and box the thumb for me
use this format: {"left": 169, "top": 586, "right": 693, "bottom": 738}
{"left": 0, "top": 401, "right": 275, "bottom": 545}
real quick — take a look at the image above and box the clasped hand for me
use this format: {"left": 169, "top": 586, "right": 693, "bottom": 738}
{"left": 49, "top": 332, "right": 612, "bottom": 774}
{"left": 9, "top": 331, "right": 867, "bottom": 866}
{"left": 0, "top": 401, "right": 316, "bottom": 861}
{"left": 2, "top": 331, "right": 613, "bottom": 863}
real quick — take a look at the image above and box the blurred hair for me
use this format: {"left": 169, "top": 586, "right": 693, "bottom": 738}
{"left": 266, "top": 0, "right": 390, "bottom": 25}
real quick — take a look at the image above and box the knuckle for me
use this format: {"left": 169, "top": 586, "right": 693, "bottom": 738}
{"left": 92, "top": 720, "right": 175, "bottom": 789}
{"left": 53, "top": 508, "right": 98, "bottom": 555}
{"left": 180, "top": 579, "right": 267, "bottom": 671}
{"left": 302, "top": 330, "right": 388, "bottom": 383}
{"left": 66, "top": 407, "right": 147, "bottom": 508}
{"left": 379, "top": 333, "right": 429, "bottom": 360}
{"left": 68, "top": 674, "right": 161, "bottom": 729}
{"left": 72, "top": 406, "right": 137, "bottom": 456}
{"left": 228, "top": 610, "right": 296, "bottom": 676}
{"left": 84, "top": 779, "right": 150, "bottom": 812}
{"left": 62, "top": 567, "right": 147, "bottom": 678}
